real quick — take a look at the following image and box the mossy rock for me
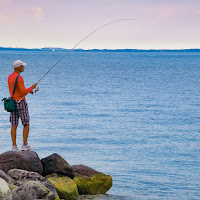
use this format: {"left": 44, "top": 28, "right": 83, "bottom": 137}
{"left": 11, "top": 180, "right": 55, "bottom": 200}
{"left": 73, "top": 173, "right": 112, "bottom": 195}
{"left": 0, "top": 178, "right": 12, "bottom": 200}
{"left": 46, "top": 173, "right": 79, "bottom": 200}
{"left": 8, "top": 183, "right": 17, "bottom": 191}
{"left": 55, "top": 195, "right": 61, "bottom": 200}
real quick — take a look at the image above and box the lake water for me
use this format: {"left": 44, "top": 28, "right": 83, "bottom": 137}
{"left": 0, "top": 50, "right": 200, "bottom": 199}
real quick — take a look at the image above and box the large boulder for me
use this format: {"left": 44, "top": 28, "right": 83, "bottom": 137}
{"left": 72, "top": 165, "right": 100, "bottom": 177}
{"left": 46, "top": 173, "right": 79, "bottom": 200}
{"left": 8, "top": 168, "right": 45, "bottom": 183}
{"left": 72, "top": 165, "right": 112, "bottom": 195}
{"left": 41, "top": 153, "right": 74, "bottom": 178}
{"left": 8, "top": 169, "right": 59, "bottom": 199}
{"left": 7, "top": 169, "right": 46, "bottom": 186}
{"left": 0, "top": 177, "right": 12, "bottom": 200}
{"left": 0, "top": 151, "right": 43, "bottom": 175}
{"left": 12, "top": 180, "right": 55, "bottom": 200}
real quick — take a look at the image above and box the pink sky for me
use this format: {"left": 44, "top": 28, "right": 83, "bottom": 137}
{"left": 0, "top": 0, "right": 200, "bottom": 49}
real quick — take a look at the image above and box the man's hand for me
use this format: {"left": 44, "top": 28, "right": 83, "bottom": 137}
{"left": 32, "top": 83, "right": 38, "bottom": 89}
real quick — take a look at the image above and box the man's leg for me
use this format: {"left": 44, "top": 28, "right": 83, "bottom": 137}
{"left": 20, "top": 101, "right": 33, "bottom": 151}
{"left": 23, "top": 124, "right": 29, "bottom": 145}
{"left": 10, "top": 107, "right": 19, "bottom": 147}
{"left": 11, "top": 125, "right": 17, "bottom": 146}
{"left": 22, "top": 123, "right": 33, "bottom": 151}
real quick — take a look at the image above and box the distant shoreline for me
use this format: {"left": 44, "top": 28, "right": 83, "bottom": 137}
{"left": 0, "top": 47, "right": 200, "bottom": 52}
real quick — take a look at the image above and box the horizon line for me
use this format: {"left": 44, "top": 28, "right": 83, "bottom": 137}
{"left": 0, "top": 46, "right": 200, "bottom": 51}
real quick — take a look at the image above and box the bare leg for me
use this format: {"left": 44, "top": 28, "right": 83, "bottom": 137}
{"left": 23, "top": 124, "right": 29, "bottom": 145}
{"left": 11, "top": 125, "right": 17, "bottom": 146}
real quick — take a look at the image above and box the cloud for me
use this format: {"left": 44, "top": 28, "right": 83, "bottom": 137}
{"left": 32, "top": 6, "right": 44, "bottom": 21}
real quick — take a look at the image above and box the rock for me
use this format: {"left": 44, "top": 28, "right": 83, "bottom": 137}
{"left": 72, "top": 165, "right": 100, "bottom": 177}
{"left": 42, "top": 180, "right": 60, "bottom": 200}
{"left": 0, "top": 169, "right": 9, "bottom": 182}
{"left": 6, "top": 175, "right": 17, "bottom": 186}
{"left": 72, "top": 165, "right": 112, "bottom": 195}
{"left": 0, "top": 151, "right": 113, "bottom": 198}
{"left": 41, "top": 153, "right": 74, "bottom": 178}
{"left": 74, "top": 174, "right": 112, "bottom": 195}
{"left": 12, "top": 180, "right": 55, "bottom": 200}
{"left": 7, "top": 183, "right": 17, "bottom": 191}
{"left": 0, "top": 151, "right": 43, "bottom": 175}
{"left": 46, "top": 173, "right": 79, "bottom": 200}
{"left": 0, "top": 177, "right": 12, "bottom": 200}
{"left": 8, "top": 169, "right": 45, "bottom": 183}
{"left": 8, "top": 169, "right": 59, "bottom": 199}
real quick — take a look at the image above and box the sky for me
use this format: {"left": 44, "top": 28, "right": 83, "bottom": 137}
{"left": 0, "top": 0, "right": 200, "bottom": 49}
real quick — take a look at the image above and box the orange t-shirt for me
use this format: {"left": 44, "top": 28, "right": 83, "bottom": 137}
{"left": 8, "top": 72, "right": 33, "bottom": 101}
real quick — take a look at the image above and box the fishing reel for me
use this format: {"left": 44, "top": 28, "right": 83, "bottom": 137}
{"left": 34, "top": 87, "right": 39, "bottom": 93}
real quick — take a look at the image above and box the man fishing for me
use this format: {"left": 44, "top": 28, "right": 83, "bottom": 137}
{"left": 5, "top": 19, "right": 134, "bottom": 152}
{"left": 8, "top": 60, "right": 38, "bottom": 151}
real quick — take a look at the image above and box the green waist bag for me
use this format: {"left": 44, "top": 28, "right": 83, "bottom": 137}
{"left": 2, "top": 75, "right": 20, "bottom": 112}
{"left": 2, "top": 97, "right": 16, "bottom": 112}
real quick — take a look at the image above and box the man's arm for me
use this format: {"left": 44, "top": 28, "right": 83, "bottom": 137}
{"left": 18, "top": 77, "right": 37, "bottom": 95}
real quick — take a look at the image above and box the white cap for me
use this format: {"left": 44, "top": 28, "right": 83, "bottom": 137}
{"left": 13, "top": 60, "right": 27, "bottom": 69}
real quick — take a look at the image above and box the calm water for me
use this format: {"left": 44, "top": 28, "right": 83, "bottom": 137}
{"left": 0, "top": 50, "right": 200, "bottom": 200}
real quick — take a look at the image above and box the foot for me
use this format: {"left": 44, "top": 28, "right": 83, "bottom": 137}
{"left": 21, "top": 143, "right": 34, "bottom": 151}
{"left": 12, "top": 145, "right": 19, "bottom": 151}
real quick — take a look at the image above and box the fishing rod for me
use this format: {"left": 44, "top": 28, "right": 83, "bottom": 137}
{"left": 18, "top": 18, "right": 135, "bottom": 102}
{"left": 37, "top": 18, "right": 135, "bottom": 83}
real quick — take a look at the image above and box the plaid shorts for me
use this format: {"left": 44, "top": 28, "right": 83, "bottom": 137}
{"left": 10, "top": 100, "right": 29, "bottom": 126}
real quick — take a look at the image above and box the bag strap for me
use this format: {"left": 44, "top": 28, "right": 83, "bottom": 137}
{"left": 12, "top": 75, "right": 20, "bottom": 96}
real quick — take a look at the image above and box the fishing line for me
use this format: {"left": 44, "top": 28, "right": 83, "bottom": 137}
{"left": 37, "top": 18, "right": 136, "bottom": 84}
{"left": 18, "top": 19, "right": 135, "bottom": 103}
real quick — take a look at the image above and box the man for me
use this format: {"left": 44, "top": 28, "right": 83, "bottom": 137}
{"left": 8, "top": 60, "right": 38, "bottom": 151}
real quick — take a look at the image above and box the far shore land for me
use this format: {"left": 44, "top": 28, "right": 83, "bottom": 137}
{"left": 0, "top": 47, "right": 200, "bottom": 52}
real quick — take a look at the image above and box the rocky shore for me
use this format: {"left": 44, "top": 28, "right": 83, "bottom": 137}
{"left": 0, "top": 151, "right": 112, "bottom": 200}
